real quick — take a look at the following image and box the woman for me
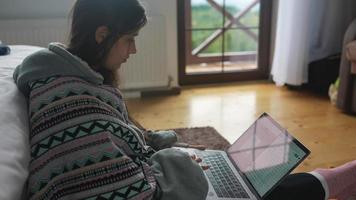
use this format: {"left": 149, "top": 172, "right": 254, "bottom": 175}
{"left": 13, "top": 0, "right": 356, "bottom": 199}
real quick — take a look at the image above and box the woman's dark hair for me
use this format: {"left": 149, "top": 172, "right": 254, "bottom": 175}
{"left": 67, "top": 0, "right": 147, "bottom": 69}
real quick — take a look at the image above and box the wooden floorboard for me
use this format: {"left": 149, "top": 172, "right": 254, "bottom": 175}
{"left": 126, "top": 81, "right": 356, "bottom": 173}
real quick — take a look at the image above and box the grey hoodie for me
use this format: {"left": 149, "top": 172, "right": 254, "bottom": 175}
{"left": 13, "top": 43, "right": 104, "bottom": 97}
{"left": 13, "top": 43, "right": 209, "bottom": 200}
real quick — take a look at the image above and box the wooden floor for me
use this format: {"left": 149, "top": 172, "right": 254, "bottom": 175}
{"left": 126, "top": 81, "right": 356, "bottom": 173}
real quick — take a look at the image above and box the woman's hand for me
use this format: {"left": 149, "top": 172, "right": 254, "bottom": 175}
{"left": 191, "top": 154, "right": 210, "bottom": 170}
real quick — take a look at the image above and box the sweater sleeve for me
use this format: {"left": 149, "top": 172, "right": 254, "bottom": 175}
{"left": 149, "top": 148, "right": 209, "bottom": 200}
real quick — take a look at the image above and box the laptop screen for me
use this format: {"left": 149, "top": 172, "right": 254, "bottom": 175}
{"left": 227, "top": 113, "right": 310, "bottom": 198}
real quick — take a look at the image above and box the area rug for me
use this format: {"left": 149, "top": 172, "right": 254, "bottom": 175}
{"left": 172, "top": 126, "right": 231, "bottom": 150}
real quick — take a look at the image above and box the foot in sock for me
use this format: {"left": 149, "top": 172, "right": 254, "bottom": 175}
{"left": 313, "top": 160, "right": 356, "bottom": 200}
{"left": 337, "top": 182, "right": 356, "bottom": 200}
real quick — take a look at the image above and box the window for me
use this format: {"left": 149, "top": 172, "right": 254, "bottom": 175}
{"left": 178, "top": 0, "right": 273, "bottom": 85}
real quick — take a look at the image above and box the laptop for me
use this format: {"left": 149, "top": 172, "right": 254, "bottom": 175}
{"left": 177, "top": 113, "right": 310, "bottom": 200}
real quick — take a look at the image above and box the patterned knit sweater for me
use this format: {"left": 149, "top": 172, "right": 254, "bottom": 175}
{"left": 14, "top": 43, "right": 208, "bottom": 200}
{"left": 28, "top": 75, "right": 157, "bottom": 199}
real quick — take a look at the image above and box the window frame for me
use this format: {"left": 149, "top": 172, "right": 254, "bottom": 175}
{"left": 177, "top": 0, "right": 273, "bottom": 85}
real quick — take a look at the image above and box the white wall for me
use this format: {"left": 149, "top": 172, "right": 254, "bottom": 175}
{"left": 0, "top": 0, "right": 180, "bottom": 87}
{"left": 0, "top": 0, "right": 75, "bottom": 19}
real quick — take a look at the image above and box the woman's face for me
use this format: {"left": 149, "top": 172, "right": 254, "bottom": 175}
{"left": 104, "top": 32, "right": 139, "bottom": 71}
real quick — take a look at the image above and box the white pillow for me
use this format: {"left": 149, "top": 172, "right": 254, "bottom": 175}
{"left": 0, "top": 45, "right": 42, "bottom": 200}
{"left": 0, "top": 76, "right": 30, "bottom": 200}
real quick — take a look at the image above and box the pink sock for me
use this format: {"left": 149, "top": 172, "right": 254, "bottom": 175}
{"left": 338, "top": 184, "right": 356, "bottom": 200}
{"left": 312, "top": 160, "right": 356, "bottom": 200}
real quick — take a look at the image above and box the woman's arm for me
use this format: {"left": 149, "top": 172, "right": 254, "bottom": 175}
{"left": 27, "top": 76, "right": 208, "bottom": 200}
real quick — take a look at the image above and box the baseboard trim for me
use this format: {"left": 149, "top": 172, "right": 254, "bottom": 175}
{"left": 122, "top": 86, "right": 181, "bottom": 98}
{"left": 141, "top": 86, "right": 181, "bottom": 97}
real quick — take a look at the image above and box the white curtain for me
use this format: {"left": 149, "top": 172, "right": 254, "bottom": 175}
{"left": 271, "top": 0, "right": 356, "bottom": 86}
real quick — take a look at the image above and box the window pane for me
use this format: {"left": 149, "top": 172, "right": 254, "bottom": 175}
{"left": 224, "top": 29, "right": 258, "bottom": 53}
{"left": 223, "top": 29, "right": 258, "bottom": 72}
{"left": 189, "top": 30, "right": 223, "bottom": 56}
{"left": 186, "top": 30, "right": 223, "bottom": 74}
{"left": 240, "top": 4, "right": 260, "bottom": 27}
{"left": 184, "top": 0, "right": 264, "bottom": 75}
{"left": 191, "top": 30, "right": 216, "bottom": 50}
{"left": 191, "top": 0, "right": 224, "bottom": 29}
{"left": 225, "top": 0, "right": 260, "bottom": 27}
{"left": 201, "top": 31, "right": 223, "bottom": 55}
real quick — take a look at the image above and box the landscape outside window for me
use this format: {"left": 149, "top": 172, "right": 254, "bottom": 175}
{"left": 186, "top": 0, "right": 260, "bottom": 73}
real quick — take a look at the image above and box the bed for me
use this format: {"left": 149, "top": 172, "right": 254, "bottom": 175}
{"left": 0, "top": 45, "right": 43, "bottom": 200}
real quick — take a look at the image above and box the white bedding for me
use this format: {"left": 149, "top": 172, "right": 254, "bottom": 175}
{"left": 0, "top": 45, "right": 43, "bottom": 200}
{"left": 0, "top": 45, "right": 43, "bottom": 76}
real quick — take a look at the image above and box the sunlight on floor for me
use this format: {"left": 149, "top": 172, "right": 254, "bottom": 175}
{"left": 189, "top": 92, "right": 257, "bottom": 142}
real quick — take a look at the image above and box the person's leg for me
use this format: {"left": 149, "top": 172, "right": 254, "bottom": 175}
{"left": 311, "top": 160, "right": 356, "bottom": 200}
{"left": 265, "top": 160, "right": 356, "bottom": 200}
{"left": 264, "top": 173, "right": 325, "bottom": 200}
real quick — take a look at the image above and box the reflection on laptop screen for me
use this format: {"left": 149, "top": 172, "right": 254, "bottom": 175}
{"left": 227, "top": 114, "right": 308, "bottom": 197}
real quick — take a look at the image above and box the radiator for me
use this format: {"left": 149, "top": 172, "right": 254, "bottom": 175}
{"left": 0, "top": 16, "right": 169, "bottom": 90}
{"left": 119, "top": 16, "right": 169, "bottom": 90}
{"left": 0, "top": 18, "right": 69, "bottom": 47}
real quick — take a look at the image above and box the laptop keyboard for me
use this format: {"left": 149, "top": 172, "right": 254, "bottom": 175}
{"left": 197, "top": 151, "right": 250, "bottom": 199}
